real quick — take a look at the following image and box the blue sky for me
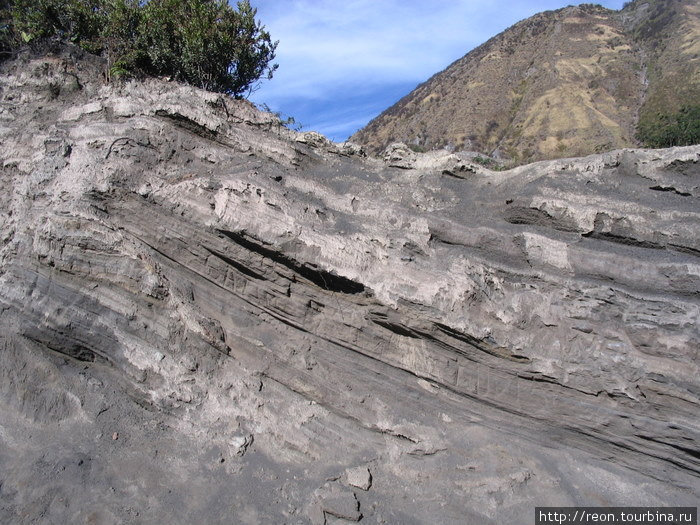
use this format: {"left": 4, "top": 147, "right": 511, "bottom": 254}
{"left": 248, "top": 0, "right": 626, "bottom": 142}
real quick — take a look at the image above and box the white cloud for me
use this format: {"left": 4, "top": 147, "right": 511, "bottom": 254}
{"left": 249, "top": 0, "right": 626, "bottom": 141}
{"left": 253, "top": 1, "right": 496, "bottom": 94}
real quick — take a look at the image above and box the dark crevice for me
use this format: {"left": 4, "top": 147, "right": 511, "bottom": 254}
{"left": 217, "top": 229, "right": 367, "bottom": 295}
{"left": 669, "top": 243, "right": 700, "bottom": 258}
{"left": 517, "top": 372, "right": 563, "bottom": 385}
{"left": 130, "top": 231, "right": 312, "bottom": 339}
{"left": 382, "top": 430, "right": 419, "bottom": 444}
{"left": 441, "top": 167, "right": 474, "bottom": 179}
{"left": 23, "top": 331, "right": 107, "bottom": 364}
{"left": 635, "top": 434, "right": 700, "bottom": 462}
{"left": 104, "top": 137, "right": 155, "bottom": 159}
{"left": 434, "top": 322, "right": 486, "bottom": 348}
{"left": 408, "top": 447, "right": 447, "bottom": 456}
{"left": 154, "top": 110, "right": 219, "bottom": 142}
{"left": 428, "top": 232, "right": 464, "bottom": 247}
{"left": 504, "top": 208, "right": 581, "bottom": 232}
{"left": 572, "top": 427, "right": 700, "bottom": 476}
{"left": 517, "top": 372, "right": 604, "bottom": 397}
{"left": 204, "top": 246, "right": 265, "bottom": 280}
{"left": 433, "top": 322, "right": 531, "bottom": 363}
{"left": 582, "top": 231, "right": 664, "bottom": 249}
{"left": 649, "top": 185, "right": 692, "bottom": 197}
{"left": 368, "top": 314, "right": 421, "bottom": 339}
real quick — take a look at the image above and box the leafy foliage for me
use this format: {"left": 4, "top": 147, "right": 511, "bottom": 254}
{"left": 1, "top": 0, "right": 16, "bottom": 57}
{"left": 637, "top": 105, "right": 700, "bottom": 148}
{"left": 6, "top": 0, "right": 277, "bottom": 97}
{"left": 472, "top": 155, "right": 506, "bottom": 171}
{"left": 11, "top": 0, "right": 106, "bottom": 52}
{"left": 407, "top": 143, "right": 426, "bottom": 153}
{"left": 256, "top": 102, "right": 302, "bottom": 132}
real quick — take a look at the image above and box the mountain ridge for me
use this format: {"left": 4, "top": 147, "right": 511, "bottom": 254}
{"left": 351, "top": 0, "right": 700, "bottom": 165}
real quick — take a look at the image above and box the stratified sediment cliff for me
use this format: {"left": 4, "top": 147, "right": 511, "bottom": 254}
{"left": 0, "top": 50, "right": 698, "bottom": 524}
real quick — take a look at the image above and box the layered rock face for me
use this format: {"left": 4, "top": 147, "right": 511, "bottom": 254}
{"left": 0, "top": 52, "right": 699, "bottom": 524}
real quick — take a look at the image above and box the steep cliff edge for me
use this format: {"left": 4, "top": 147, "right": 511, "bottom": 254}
{"left": 1, "top": 51, "right": 699, "bottom": 524}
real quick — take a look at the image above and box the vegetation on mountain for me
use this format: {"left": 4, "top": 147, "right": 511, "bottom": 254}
{"left": 2, "top": 0, "right": 277, "bottom": 97}
{"left": 626, "top": 0, "right": 700, "bottom": 149}
{"left": 0, "top": 1, "right": 14, "bottom": 57}
{"left": 637, "top": 105, "right": 700, "bottom": 148}
{"left": 352, "top": 0, "right": 700, "bottom": 164}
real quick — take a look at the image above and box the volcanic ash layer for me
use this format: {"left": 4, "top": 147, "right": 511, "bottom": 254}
{"left": 0, "top": 52, "right": 698, "bottom": 524}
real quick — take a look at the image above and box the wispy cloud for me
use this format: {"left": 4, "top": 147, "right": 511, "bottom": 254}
{"left": 249, "top": 0, "right": 626, "bottom": 142}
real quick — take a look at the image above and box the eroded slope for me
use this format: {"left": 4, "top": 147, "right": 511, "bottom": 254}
{"left": 0, "top": 51, "right": 698, "bottom": 524}
{"left": 352, "top": 0, "right": 700, "bottom": 165}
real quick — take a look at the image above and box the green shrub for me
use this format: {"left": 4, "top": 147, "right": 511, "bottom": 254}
{"left": 1, "top": 0, "right": 17, "bottom": 57}
{"left": 136, "top": 0, "right": 277, "bottom": 96}
{"left": 6, "top": 0, "right": 277, "bottom": 97}
{"left": 407, "top": 143, "right": 426, "bottom": 153}
{"left": 471, "top": 155, "right": 508, "bottom": 171}
{"left": 637, "top": 105, "right": 700, "bottom": 148}
{"left": 12, "top": 0, "right": 106, "bottom": 52}
{"left": 102, "top": 0, "right": 147, "bottom": 74}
